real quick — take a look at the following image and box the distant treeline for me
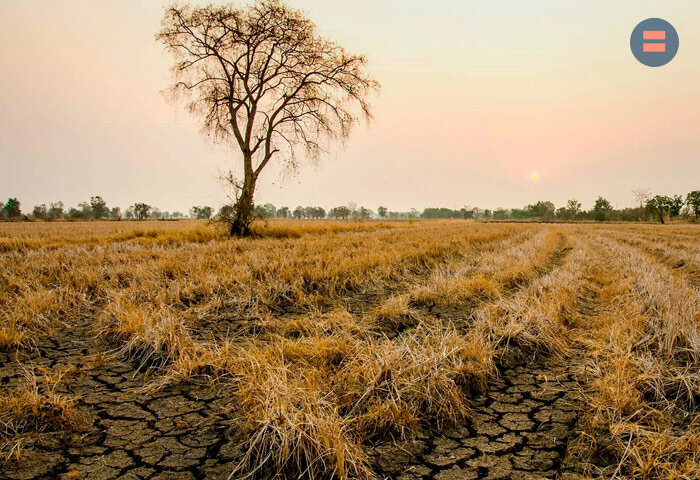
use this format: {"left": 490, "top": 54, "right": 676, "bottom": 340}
{"left": 422, "top": 192, "right": 699, "bottom": 224}
{"left": 0, "top": 197, "right": 208, "bottom": 221}
{"left": 1, "top": 190, "right": 699, "bottom": 224}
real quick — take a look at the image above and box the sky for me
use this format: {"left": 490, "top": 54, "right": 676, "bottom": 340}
{"left": 1, "top": 0, "right": 699, "bottom": 214}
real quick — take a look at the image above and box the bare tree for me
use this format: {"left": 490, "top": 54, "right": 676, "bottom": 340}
{"left": 632, "top": 188, "right": 651, "bottom": 208}
{"left": 632, "top": 188, "right": 651, "bottom": 220}
{"left": 158, "top": 1, "right": 378, "bottom": 236}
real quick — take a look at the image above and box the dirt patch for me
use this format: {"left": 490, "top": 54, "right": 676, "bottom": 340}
{"left": 0, "top": 319, "right": 244, "bottom": 480}
{"left": 1, "top": 322, "right": 587, "bottom": 480}
{"left": 367, "top": 359, "right": 584, "bottom": 480}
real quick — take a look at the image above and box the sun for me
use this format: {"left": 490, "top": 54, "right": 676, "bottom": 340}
{"left": 530, "top": 172, "right": 539, "bottom": 181}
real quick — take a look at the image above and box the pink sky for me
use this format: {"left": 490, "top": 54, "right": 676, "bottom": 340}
{"left": 1, "top": 0, "right": 699, "bottom": 213}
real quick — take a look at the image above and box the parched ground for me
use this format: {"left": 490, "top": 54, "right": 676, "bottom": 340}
{"left": 0, "top": 316, "right": 247, "bottom": 480}
{"left": 369, "top": 359, "right": 581, "bottom": 480}
{"left": 2, "top": 221, "right": 699, "bottom": 480}
{"left": 1, "top": 331, "right": 583, "bottom": 480}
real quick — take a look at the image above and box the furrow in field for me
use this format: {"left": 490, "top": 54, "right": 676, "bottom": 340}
{"left": 565, "top": 230, "right": 700, "bottom": 479}
{"left": 598, "top": 228, "right": 700, "bottom": 288}
{"left": 194, "top": 225, "right": 538, "bottom": 340}
{"left": 365, "top": 228, "right": 571, "bottom": 338}
{"left": 589, "top": 232, "right": 700, "bottom": 402}
{"left": 468, "top": 230, "right": 591, "bottom": 358}
{"left": 367, "top": 230, "right": 616, "bottom": 479}
{"left": 97, "top": 224, "right": 531, "bottom": 359}
{"left": 136, "top": 228, "right": 572, "bottom": 479}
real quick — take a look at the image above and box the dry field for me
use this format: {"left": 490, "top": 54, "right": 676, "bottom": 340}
{"left": 1, "top": 219, "right": 698, "bottom": 480}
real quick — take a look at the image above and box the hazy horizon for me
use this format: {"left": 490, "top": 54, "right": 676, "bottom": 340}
{"left": 2, "top": 0, "right": 699, "bottom": 214}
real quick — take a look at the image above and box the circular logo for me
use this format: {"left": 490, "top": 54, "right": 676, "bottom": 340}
{"left": 630, "top": 18, "right": 679, "bottom": 67}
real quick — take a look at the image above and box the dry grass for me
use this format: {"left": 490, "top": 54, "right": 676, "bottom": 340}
{"left": 0, "top": 218, "right": 408, "bottom": 253}
{"left": 0, "top": 368, "right": 82, "bottom": 460}
{"left": 248, "top": 218, "right": 406, "bottom": 238}
{"left": 225, "top": 312, "right": 494, "bottom": 479}
{"left": 2, "top": 220, "right": 700, "bottom": 478}
{"left": 410, "top": 228, "right": 562, "bottom": 308}
{"left": 473, "top": 232, "right": 581, "bottom": 358}
{"left": 1, "top": 221, "right": 521, "bottom": 351}
{"left": 368, "top": 294, "right": 421, "bottom": 333}
{"left": 103, "top": 306, "right": 494, "bottom": 478}
{"left": 567, "top": 229, "right": 700, "bottom": 479}
{"left": 601, "top": 228, "right": 700, "bottom": 287}
{"left": 0, "top": 219, "right": 210, "bottom": 252}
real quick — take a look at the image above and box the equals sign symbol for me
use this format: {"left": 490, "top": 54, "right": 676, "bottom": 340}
{"left": 643, "top": 30, "right": 666, "bottom": 52}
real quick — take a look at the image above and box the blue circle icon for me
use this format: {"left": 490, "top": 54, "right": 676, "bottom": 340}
{"left": 630, "top": 18, "right": 679, "bottom": 67}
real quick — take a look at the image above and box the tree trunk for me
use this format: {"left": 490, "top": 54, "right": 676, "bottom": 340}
{"left": 230, "top": 171, "right": 256, "bottom": 236}
{"left": 658, "top": 210, "right": 665, "bottom": 224}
